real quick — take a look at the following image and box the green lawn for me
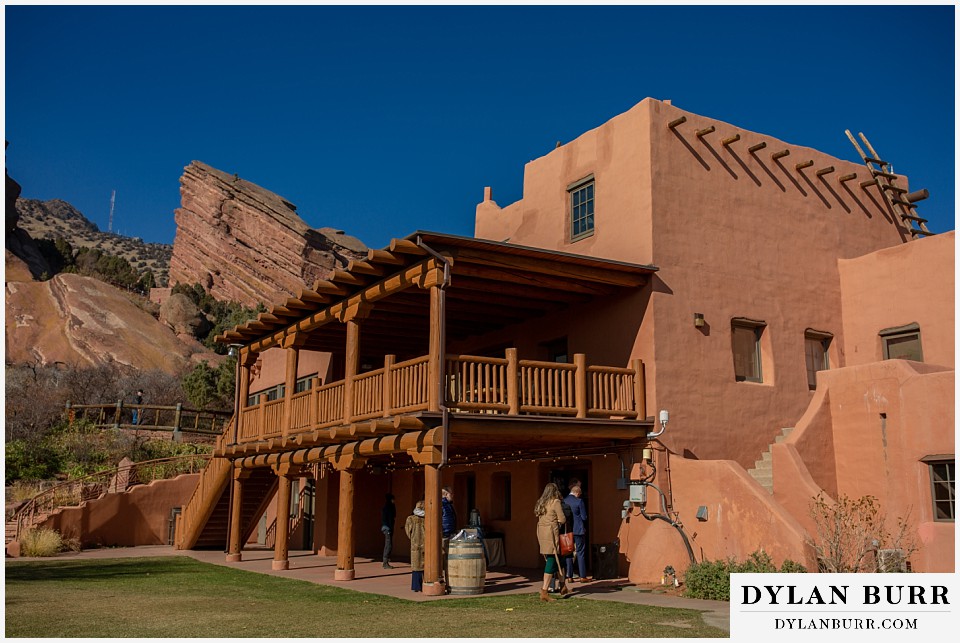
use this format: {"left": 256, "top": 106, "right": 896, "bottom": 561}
{"left": 5, "top": 557, "right": 726, "bottom": 638}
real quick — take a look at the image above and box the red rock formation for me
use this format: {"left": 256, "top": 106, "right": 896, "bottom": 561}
{"left": 169, "top": 161, "right": 367, "bottom": 308}
{"left": 5, "top": 272, "right": 221, "bottom": 374}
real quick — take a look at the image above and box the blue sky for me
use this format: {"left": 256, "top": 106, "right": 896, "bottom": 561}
{"left": 5, "top": 5, "right": 955, "bottom": 250}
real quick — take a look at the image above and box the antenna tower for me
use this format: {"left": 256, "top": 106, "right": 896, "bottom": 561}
{"left": 108, "top": 190, "right": 116, "bottom": 233}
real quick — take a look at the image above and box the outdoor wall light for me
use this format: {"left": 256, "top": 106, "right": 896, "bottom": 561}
{"left": 696, "top": 506, "right": 709, "bottom": 521}
{"left": 693, "top": 313, "right": 705, "bottom": 328}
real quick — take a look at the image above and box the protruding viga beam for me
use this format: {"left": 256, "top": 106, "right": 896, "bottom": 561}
{"left": 241, "top": 258, "right": 445, "bottom": 355}
{"left": 235, "top": 428, "right": 441, "bottom": 469}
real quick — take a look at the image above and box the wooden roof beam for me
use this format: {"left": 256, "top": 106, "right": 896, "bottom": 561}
{"left": 452, "top": 263, "right": 618, "bottom": 296}
{"left": 297, "top": 288, "right": 334, "bottom": 305}
{"left": 450, "top": 248, "right": 649, "bottom": 287}
{"left": 346, "top": 259, "right": 387, "bottom": 276}
{"left": 367, "top": 249, "right": 406, "bottom": 266}
{"left": 390, "top": 238, "right": 428, "bottom": 256}
{"left": 329, "top": 269, "right": 369, "bottom": 287}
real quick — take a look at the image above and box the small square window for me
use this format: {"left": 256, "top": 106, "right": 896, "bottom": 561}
{"left": 732, "top": 319, "right": 764, "bottom": 382}
{"left": 880, "top": 323, "right": 923, "bottom": 362}
{"left": 926, "top": 459, "right": 955, "bottom": 521}
{"left": 569, "top": 176, "right": 595, "bottom": 241}
{"left": 804, "top": 330, "right": 832, "bottom": 390}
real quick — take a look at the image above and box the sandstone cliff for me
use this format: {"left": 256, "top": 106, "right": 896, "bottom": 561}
{"left": 169, "top": 161, "right": 367, "bottom": 308}
{"left": 5, "top": 272, "right": 220, "bottom": 374}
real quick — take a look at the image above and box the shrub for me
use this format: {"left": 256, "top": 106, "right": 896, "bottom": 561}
{"left": 19, "top": 528, "right": 65, "bottom": 557}
{"left": 684, "top": 550, "right": 807, "bottom": 601}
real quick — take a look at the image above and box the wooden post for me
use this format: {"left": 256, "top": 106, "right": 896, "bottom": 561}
{"left": 574, "top": 353, "right": 587, "bottom": 418}
{"left": 342, "top": 318, "right": 362, "bottom": 424}
{"left": 332, "top": 456, "right": 365, "bottom": 580}
{"left": 258, "top": 394, "right": 267, "bottom": 441}
{"left": 427, "top": 286, "right": 443, "bottom": 412}
{"left": 173, "top": 403, "right": 183, "bottom": 442}
{"left": 382, "top": 355, "right": 395, "bottom": 418}
{"left": 506, "top": 348, "right": 519, "bottom": 415}
{"left": 281, "top": 335, "right": 303, "bottom": 438}
{"left": 226, "top": 467, "right": 247, "bottom": 562}
{"left": 272, "top": 464, "right": 295, "bottom": 570}
{"left": 408, "top": 447, "right": 445, "bottom": 595}
{"left": 237, "top": 352, "right": 255, "bottom": 442}
{"left": 632, "top": 358, "right": 647, "bottom": 420}
{"left": 114, "top": 400, "right": 123, "bottom": 429}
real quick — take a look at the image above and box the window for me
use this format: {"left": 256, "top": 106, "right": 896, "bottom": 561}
{"left": 804, "top": 329, "right": 832, "bottom": 390}
{"left": 541, "top": 337, "right": 569, "bottom": 364}
{"left": 569, "top": 175, "right": 595, "bottom": 241}
{"left": 880, "top": 322, "right": 923, "bottom": 362}
{"left": 732, "top": 318, "right": 765, "bottom": 382}
{"left": 490, "top": 472, "right": 512, "bottom": 520}
{"left": 294, "top": 373, "right": 318, "bottom": 394}
{"left": 925, "top": 457, "right": 955, "bottom": 521}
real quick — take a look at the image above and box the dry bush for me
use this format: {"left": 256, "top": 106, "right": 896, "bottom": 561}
{"left": 19, "top": 528, "right": 64, "bottom": 557}
{"left": 807, "top": 492, "right": 919, "bottom": 572}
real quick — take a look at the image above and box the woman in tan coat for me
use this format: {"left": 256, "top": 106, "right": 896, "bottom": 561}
{"left": 405, "top": 500, "right": 425, "bottom": 592}
{"left": 534, "top": 483, "right": 569, "bottom": 601}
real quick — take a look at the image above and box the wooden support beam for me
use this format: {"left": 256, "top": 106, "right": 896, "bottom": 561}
{"left": 390, "top": 239, "right": 428, "bottom": 256}
{"left": 772, "top": 149, "right": 790, "bottom": 160}
{"left": 451, "top": 248, "right": 647, "bottom": 287}
{"left": 367, "top": 249, "right": 405, "bottom": 266}
{"left": 748, "top": 142, "right": 767, "bottom": 153}
{"left": 311, "top": 279, "right": 352, "bottom": 296}
{"left": 272, "top": 469, "right": 292, "bottom": 570}
{"left": 667, "top": 116, "right": 687, "bottom": 129}
{"left": 721, "top": 134, "right": 740, "bottom": 146}
{"left": 297, "top": 289, "right": 333, "bottom": 305}
{"left": 815, "top": 166, "right": 835, "bottom": 177}
{"left": 245, "top": 259, "right": 439, "bottom": 353}
{"left": 346, "top": 259, "right": 386, "bottom": 276}
{"left": 860, "top": 180, "right": 878, "bottom": 189}
{"left": 452, "top": 263, "right": 616, "bottom": 296}
{"left": 330, "top": 269, "right": 369, "bottom": 287}
{"left": 695, "top": 126, "right": 715, "bottom": 138}
{"left": 838, "top": 172, "right": 857, "bottom": 182}
{"left": 795, "top": 160, "right": 814, "bottom": 170}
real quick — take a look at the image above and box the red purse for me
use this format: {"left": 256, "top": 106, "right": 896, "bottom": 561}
{"left": 558, "top": 532, "right": 575, "bottom": 556}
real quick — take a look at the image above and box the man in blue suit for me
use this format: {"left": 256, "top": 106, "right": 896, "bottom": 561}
{"left": 563, "top": 484, "right": 589, "bottom": 581}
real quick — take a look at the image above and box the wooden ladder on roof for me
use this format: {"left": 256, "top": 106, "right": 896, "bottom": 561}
{"left": 845, "top": 129, "right": 934, "bottom": 239}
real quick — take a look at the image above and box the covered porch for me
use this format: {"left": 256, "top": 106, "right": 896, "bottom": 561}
{"left": 202, "top": 231, "right": 657, "bottom": 593}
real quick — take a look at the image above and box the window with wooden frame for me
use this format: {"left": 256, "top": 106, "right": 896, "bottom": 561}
{"left": 880, "top": 322, "right": 923, "bottom": 362}
{"left": 804, "top": 329, "right": 832, "bottom": 390}
{"left": 568, "top": 175, "right": 595, "bottom": 241}
{"left": 731, "top": 318, "right": 765, "bottom": 383}
{"left": 923, "top": 456, "right": 955, "bottom": 522}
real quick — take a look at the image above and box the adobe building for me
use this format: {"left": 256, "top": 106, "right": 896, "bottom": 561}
{"left": 170, "top": 98, "right": 952, "bottom": 586}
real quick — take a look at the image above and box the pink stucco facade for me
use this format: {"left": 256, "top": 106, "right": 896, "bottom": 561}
{"left": 475, "top": 99, "right": 953, "bottom": 577}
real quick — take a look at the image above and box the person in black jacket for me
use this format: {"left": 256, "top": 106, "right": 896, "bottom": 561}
{"left": 381, "top": 493, "right": 396, "bottom": 569}
{"left": 441, "top": 487, "right": 457, "bottom": 587}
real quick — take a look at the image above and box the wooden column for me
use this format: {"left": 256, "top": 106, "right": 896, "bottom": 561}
{"left": 237, "top": 351, "right": 257, "bottom": 441}
{"left": 226, "top": 467, "right": 250, "bottom": 562}
{"left": 427, "top": 286, "right": 443, "bottom": 412}
{"left": 506, "top": 347, "right": 519, "bottom": 414}
{"left": 341, "top": 304, "right": 373, "bottom": 425}
{"left": 331, "top": 455, "right": 366, "bottom": 581}
{"left": 574, "top": 353, "right": 587, "bottom": 418}
{"left": 272, "top": 463, "right": 298, "bottom": 570}
{"left": 631, "top": 358, "right": 646, "bottom": 420}
{"left": 410, "top": 447, "right": 444, "bottom": 595}
{"left": 382, "top": 354, "right": 395, "bottom": 418}
{"left": 281, "top": 333, "right": 306, "bottom": 439}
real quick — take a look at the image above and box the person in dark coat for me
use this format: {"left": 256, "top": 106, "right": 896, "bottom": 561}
{"left": 563, "top": 484, "right": 590, "bottom": 581}
{"left": 441, "top": 487, "right": 457, "bottom": 586}
{"left": 381, "top": 493, "right": 396, "bottom": 569}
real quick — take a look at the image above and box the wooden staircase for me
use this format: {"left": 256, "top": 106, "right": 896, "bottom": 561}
{"left": 746, "top": 427, "right": 794, "bottom": 493}
{"left": 845, "top": 130, "right": 934, "bottom": 239}
{"left": 177, "top": 460, "right": 278, "bottom": 550}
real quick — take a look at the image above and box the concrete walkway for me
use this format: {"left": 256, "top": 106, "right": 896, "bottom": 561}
{"left": 8, "top": 545, "right": 729, "bottom": 632}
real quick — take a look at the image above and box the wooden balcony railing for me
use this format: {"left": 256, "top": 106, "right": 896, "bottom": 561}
{"left": 234, "top": 350, "right": 646, "bottom": 444}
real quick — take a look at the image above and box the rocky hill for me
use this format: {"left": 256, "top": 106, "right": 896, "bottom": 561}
{"left": 5, "top": 271, "right": 218, "bottom": 374}
{"left": 170, "top": 161, "right": 367, "bottom": 308}
{"left": 15, "top": 198, "right": 172, "bottom": 286}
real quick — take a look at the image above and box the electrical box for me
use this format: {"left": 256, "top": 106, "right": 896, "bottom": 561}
{"left": 629, "top": 483, "right": 646, "bottom": 504}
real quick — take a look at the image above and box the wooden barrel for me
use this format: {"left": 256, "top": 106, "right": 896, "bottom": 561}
{"left": 447, "top": 538, "right": 486, "bottom": 595}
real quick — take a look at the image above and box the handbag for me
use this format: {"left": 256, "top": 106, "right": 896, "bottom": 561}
{"left": 558, "top": 531, "right": 575, "bottom": 556}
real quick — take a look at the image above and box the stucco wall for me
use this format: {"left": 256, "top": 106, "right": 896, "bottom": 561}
{"left": 246, "top": 347, "right": 333, "bottom": 400}
{"left": 618, "top": 458, "right": 811, "bottom": 583}
{"left": 838, "top": 230, "right": 954, "bottom": 368}
{"left": 42, "top": 474, "right": 200, "bottom": 548}
{"left": 772, "top": 360, "right": 954, "bottom": 572}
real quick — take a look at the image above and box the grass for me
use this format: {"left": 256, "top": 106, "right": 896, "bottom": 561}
{"left": 5, "top": 557, "right": 726, "bottom": 638}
